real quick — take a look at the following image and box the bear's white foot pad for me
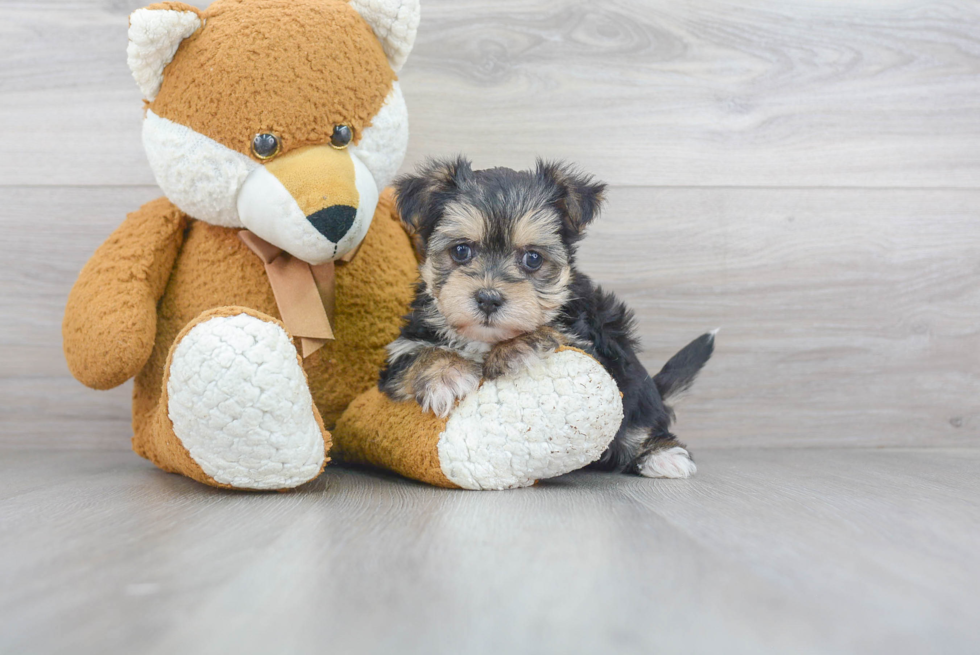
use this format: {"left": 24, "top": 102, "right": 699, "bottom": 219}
{"left": 437, "top": 349, "right": 624, "bottom": 490}
{"left": 638, "top": 446, "right": 697, "bottom": 479}
{"left": 167, "top": 314, "right": 325, "bottom": 489}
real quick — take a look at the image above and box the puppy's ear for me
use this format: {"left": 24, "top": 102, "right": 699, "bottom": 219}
{"left": 536, "top": 160, "right": 606, "bottom": 236}
{"left": 394, "top": 157, "right": 473, "bottom": 244}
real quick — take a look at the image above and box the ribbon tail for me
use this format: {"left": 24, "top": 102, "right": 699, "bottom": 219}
{"left": 239, "top": 230, "right": 335, "bottom": 359}
{"left": 301, "top": 337, "right": 329, "bottom": 358}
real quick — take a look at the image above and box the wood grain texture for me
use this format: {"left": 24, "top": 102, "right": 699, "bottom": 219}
{"left": 405, "top": 0, "right": 980, "bottom": 187}
{"left": 2, "top": 1, "right": 980, "bottom": 187}
{"left": 1, "top": 448, "right": 978, "bottom": 654}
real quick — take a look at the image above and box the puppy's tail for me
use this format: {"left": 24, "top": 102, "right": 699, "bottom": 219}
{"left": 653, "top": 330, "right": 716, "bottom": 402}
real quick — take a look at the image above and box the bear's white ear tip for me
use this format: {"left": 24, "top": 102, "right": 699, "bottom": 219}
{"left": 127, "top": 7, "right": 202, "bottom": 101}
{"left": 349, "top": 0, "right": 421, "bottom": 73}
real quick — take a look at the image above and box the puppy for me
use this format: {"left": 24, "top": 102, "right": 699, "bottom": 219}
{"left": 379, "top": 157, "right": 714, "bottom": 478}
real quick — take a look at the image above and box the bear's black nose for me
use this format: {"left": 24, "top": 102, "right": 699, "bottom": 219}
{"left": 475, "top": 289, "right": 505, "bottom": 316}
{"left": 307, "top": 205, "right": 356, "bottom": 243}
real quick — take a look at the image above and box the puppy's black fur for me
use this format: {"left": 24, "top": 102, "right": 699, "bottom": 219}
{"left": 379, "top": 157, "right": 714, "bottom": 477}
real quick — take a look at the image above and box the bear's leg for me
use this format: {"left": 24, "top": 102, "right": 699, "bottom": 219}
{"left": 333, "top": 348, "right": 624, "bottom": 490}
{"left": 135, "top": 308, "right": 330, "bottom": 490}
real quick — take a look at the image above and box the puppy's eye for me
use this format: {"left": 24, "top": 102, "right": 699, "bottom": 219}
{"left": 450, "top": 243, "right": 473, "bottom": 263}
{"left": 251, "top": 133, "right": 281, "bottom": 160}
{"left": 521, "top": 250, "right": 543, "bottom": 271}
{"left": 330, "top": 125, "right": 353, "bottom": 149}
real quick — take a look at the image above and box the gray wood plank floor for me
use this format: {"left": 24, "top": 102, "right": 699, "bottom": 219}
{"left": 2, "top": 447, "right": 978, "bottom": 654}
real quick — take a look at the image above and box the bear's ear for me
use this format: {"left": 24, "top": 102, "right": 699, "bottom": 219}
{"left": 127, "top": 3, "right": 203, "bottom": 101}
{"left": 349, "top": 0, "right": 421, "bottom": 73}
{"left": 394, "top": 157, "right": 472, "bottom": 251}
{"left": 535, "top": 160, "right": 607, "bottom": 236}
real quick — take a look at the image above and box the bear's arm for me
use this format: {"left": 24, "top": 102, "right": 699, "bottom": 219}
{"left": 62, "top": 197, "right": 187, "bottom": 390}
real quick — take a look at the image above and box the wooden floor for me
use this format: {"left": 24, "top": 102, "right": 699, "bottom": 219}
{"left": 2, "top": 0, "right": 980, "bottom": 652}
{"left": 2, "top": 447, "right": 979, "bottom": 654}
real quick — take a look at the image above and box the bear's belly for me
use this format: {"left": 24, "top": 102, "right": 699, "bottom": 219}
{"left": 133, "top": 200, "right": 418, "bottom": 430}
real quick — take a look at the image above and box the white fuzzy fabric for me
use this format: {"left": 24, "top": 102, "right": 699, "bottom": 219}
{"left": 167, "top": 314, "right": 326, "bottom": 490}
{"left": 143, "top": 110, "right": 256, "bottom": 228}
{"left": 437, "top": 349, "right": 624, "bottom": 490}
{"left": 236, "top": 155, "right": 378, "bottom": 264}
{"left": 127, "top": 8, "right": 201, "bottom": 101}
{"left": 639, "top": 446, "right": 698, "bottom": 479}
{"left": 349, "top": 0, "right": 420, "bottom": 72}
{"left": 236, "top": 167, "right": 309, "bottom": 250}
{"left": 351, "top": 82, "right": 409, "bottom": 190}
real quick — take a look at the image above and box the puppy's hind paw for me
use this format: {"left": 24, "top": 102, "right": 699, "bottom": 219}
{"left": 638, "top": 446, "right": 697, "bottom": 479}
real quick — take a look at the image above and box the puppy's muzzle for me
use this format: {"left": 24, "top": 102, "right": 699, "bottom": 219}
{"left": 237, "top": 145, "right": 379, "bottom": 265}
{"left": 475, "top": 289, "right": 505, "bottom": 317}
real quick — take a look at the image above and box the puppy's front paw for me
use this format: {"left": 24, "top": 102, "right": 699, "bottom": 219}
{"left": 638, "top": 446, "right": 697, "bottom": 479}
{"left": 483, "top": 327, "right": 565, "bottom": 380}
{"left": 415, "top": 358, "right": 481, "bottom": 418}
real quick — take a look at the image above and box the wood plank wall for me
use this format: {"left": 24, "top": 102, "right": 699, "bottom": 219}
{"left": 2, "top": 0, "right": 978, "bottom": 450}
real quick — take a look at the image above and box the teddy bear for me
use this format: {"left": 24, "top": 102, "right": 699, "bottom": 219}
{"left": 63, "top": 0, "right": 624, "bottom": 491}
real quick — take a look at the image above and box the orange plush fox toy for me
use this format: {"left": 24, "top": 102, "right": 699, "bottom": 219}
{"left": 64, "top": 0, "right": 624, "bottom": 491}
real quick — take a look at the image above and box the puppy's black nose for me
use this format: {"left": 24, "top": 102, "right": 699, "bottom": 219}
{"left": 475, "top": 289, "right": 504, "bottom": 316}
{"left": 307, "top": 205, "right": 356, "bottom": 243}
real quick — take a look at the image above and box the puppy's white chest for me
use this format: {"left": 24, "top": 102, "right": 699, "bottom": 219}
{"left": 457, "top": 340, "right": 493, "bottom": 363}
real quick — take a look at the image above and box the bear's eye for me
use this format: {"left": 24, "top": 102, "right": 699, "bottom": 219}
{"left": 331, "top": 125, "right": 353, "bottom": 149}
{"left": 521, "top": 250, "right": 543, "bottom": 271}
{"left": 450, "top": 243, "right": 473, "bottom": 263}
{"left": 251, "top": 133, "right": 281, "bottom": 160}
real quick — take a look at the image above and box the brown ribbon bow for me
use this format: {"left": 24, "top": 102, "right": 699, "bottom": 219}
{"left": 239, "top": 231, "right": 359, "bottom": 358}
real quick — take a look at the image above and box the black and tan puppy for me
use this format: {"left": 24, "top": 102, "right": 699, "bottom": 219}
{"left": 379, "top": 157, "right": 714, "bottom": 478}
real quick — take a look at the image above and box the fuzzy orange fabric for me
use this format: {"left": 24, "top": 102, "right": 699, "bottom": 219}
{"left": 333, "top": 387, "right": 460, "bottom": 489}
{"left": 150, "top": 0, "right": 395, "bottom": 159}
{"left": 63, "top": 197, "right": 186, "bottom": 390}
